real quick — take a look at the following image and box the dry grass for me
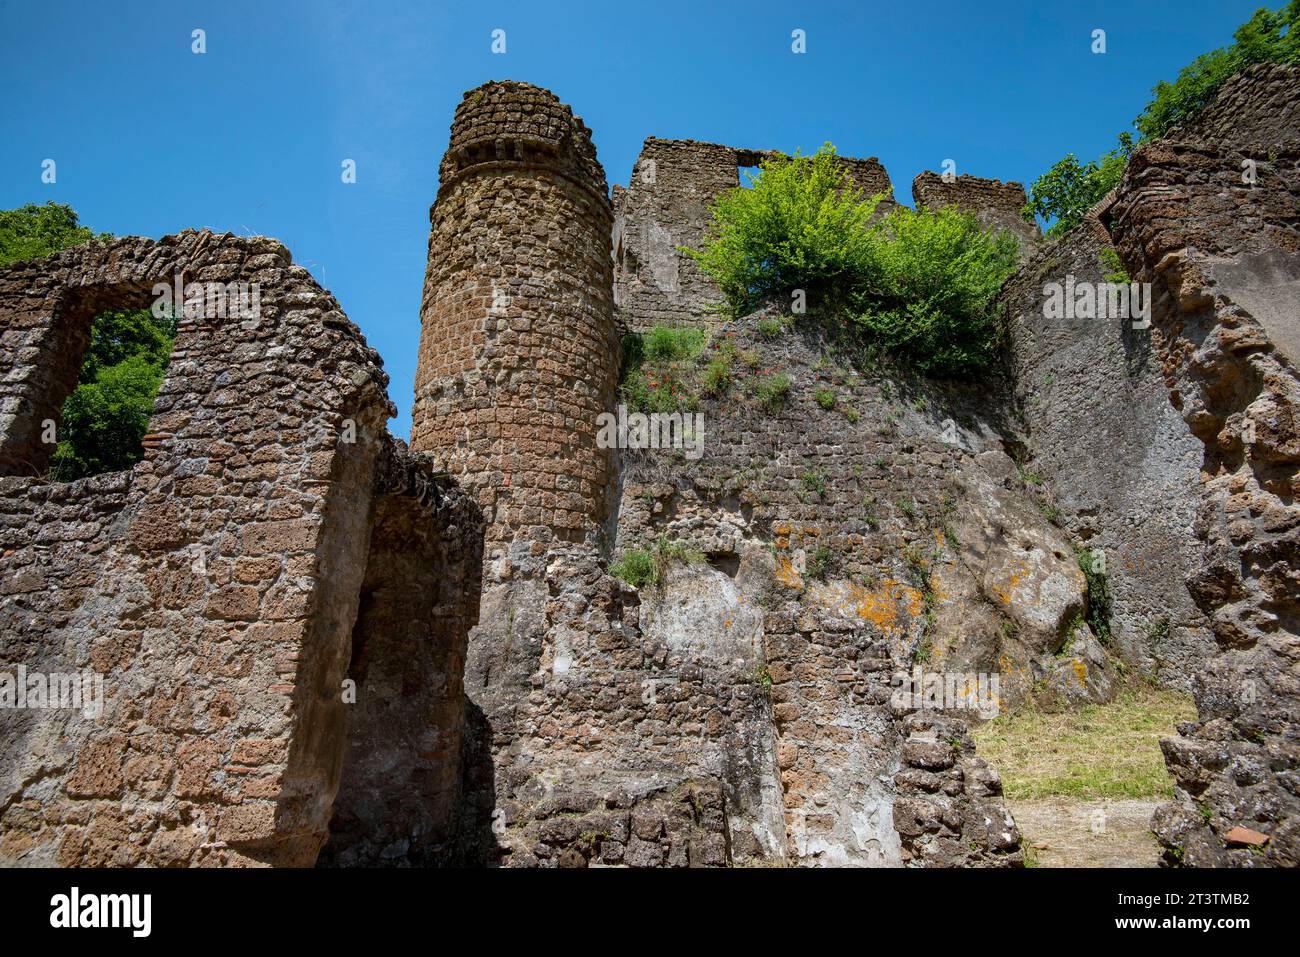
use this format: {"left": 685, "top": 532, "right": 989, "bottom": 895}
{"left": 972, "top": 685, "right": 1196, "bottom": 801}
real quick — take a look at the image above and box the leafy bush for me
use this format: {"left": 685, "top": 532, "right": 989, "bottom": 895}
{"left": 756, "top": 317, "right": 784, "bottom": 339}
{"left": 851, "top": 205, "right": 1019, "bottom": 376}
{"left": 814, "top": 388, "right": 836, "bottom": 410}
{"left": 684, "top": 144, "right": 883, "bottom": 316}
{"left": 51, "top": 309, "right": 176, "bottom": 480}
{"left": 685, "top": 147, "right": 1018, "bottom": 378}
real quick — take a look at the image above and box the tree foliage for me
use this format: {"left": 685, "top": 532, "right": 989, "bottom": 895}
{"left": 50, "top": 309, "right": 176, "bottom": 481}
{"left": 0, "top": 202, "right": 106, "bottom": 268}
{"left": 1027, "top": 2, "right": 1298, "bottom": 237}
{"left": 1137, "top": 1, "right": 1299, "bottom": 140}
{"left": 1024, "top": 135, "right": 1133, "bottom": 239}
{"left": 852, "top": 205, "right": 1020, "bottom": 376}
{"left": 685, "top": 145, "right": 1019, "bottom": 377}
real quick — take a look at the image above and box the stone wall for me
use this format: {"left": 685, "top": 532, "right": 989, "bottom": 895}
{"left": 0, "top": 233, "right": 480, "bottom": 867}
{"left": 1002, "top": 216, "right": 1213, "bottom": 687}
{"left": 1101, "top": 64, "right": 1300, "bottom": 866}
{"left": 411, "top": 80, "right": 619, "bottom": 549}
{"left": 912, "top": 171, "right": 1041, "bottom": 253}
{"left": 612, "top": 138, "right": 894, "bottom": 332}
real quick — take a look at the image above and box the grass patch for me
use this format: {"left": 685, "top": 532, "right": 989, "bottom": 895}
{"left": 609, "top": 534, "right": 705, "bottom": 590}
{"left": 972, "top": 686, "right": 1196, "bottom": 801}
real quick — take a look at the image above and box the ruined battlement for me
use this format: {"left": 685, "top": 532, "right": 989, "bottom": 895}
{"left": 612, "top": 137, "right": 894, "bottom": 331}
{"left": 437, "top": 80, "right": 608, "bottom": 201}
{"left": 911, "top": 171, "right": 1041, "bottom": 251}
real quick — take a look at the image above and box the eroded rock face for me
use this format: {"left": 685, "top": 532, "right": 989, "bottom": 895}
{"left": 1101, "top": 64, "right": 1300, "bottom": 867}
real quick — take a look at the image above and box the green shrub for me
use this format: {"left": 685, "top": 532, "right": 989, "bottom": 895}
{"left": 610, "top": 548, "right": 656, "bottom": 588}
{"left": 755, "top": 373, "right": 791, "bottom": 410}
{"left": 851, "top": 205, "right": 1019, "bottom": 376}
{"left": 814, "top": 388, "right": 836, "bottom": 410}
{"left": 50, "top": 308, "right": 176, "bottom": 481}
{"left": 683, "top": 144, "right": 883, "bottom": 315}
{"left": 685, "top": 149, "right": 1017, "bottom": 378}
{"left": 756, "top": 317, "right": 784, "bottom": 339}
{"left": 644, "top": 324, "right": 707, "bottom": 362}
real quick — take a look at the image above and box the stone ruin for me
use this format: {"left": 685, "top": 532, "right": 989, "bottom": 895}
{"left": 0, "top": 69, "right": 1296, "bottom": 867}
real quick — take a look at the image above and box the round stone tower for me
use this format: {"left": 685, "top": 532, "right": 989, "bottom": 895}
{"left": 411, "top": 80, "right": 618, "bottom": 549}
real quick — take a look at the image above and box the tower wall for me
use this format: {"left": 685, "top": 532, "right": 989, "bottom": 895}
{"left": 411, "top": 81, "right": 618, "bottom": 548}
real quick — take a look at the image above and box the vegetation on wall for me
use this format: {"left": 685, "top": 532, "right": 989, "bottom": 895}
{"left": 684, "top": 145, "right": 1020, "bottom": 378}
{"left": 1025, "top": 2, "right": 1298, "bottom": 237}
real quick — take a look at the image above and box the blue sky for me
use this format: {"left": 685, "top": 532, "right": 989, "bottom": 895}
{"left": 0, "top": 0, "right": 1269, "bottom": 437}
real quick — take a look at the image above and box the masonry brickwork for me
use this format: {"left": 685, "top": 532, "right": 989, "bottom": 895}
{"left": 1102, "top": 64, "right": 1300, "bottom": 867}
{"left": 1, "top": 68, "right": 1295, "bottom": 870}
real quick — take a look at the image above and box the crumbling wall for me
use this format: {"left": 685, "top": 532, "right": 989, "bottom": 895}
{"left": 912, "top": 172, "right": 1040, "bottom": 254}
{"left": 317, "top": 444, "right": 483, "bottom": 866}
{"left": 611, "top": 314, "right": 1044, "bottom": 866}
{"left": 411, "top": 79, "right": 619, "bottom": 549}
{"left": 612, "top": 138, "right": 894, "bottom": 332}
{"left": 0, "top": 232, "right": 479, "bottom": 867}
{"left": 1101, "top": 64, "right": 1300, "bottom": 866}
{"left": 1001, "top": 217, "right": 1213, "bottom": 688}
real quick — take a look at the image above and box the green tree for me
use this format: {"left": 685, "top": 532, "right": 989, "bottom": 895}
{"left": 1024, "top": 135, "right": 1133, "bottom": 239}
{"left": 50, "top": 309, "right": 176, "bottom": 481}
{"left": 0, "top": 202, "right": 107, "bottom": 268}
{"left": 1026, "top": 2, "right": 1298, "bottom": 237}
